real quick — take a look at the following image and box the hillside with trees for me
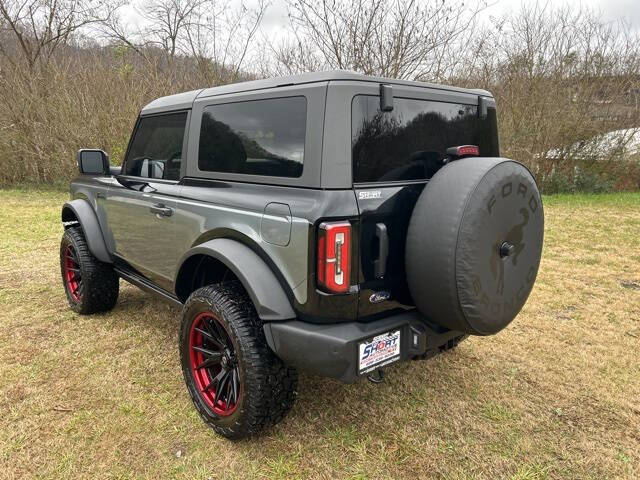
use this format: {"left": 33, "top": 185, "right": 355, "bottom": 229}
{"left": 0, "top": 0, "right": 638, "bottom": 191}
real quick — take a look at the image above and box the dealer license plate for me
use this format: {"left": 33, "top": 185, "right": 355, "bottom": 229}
{"left": 358, "top": 330, "right": 401, "bottom": 374}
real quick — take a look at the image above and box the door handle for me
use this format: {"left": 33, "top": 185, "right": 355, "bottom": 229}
{"left": 374, "top": 223, "right": 389, "bottom": 279}
{"left": 150, "top": 203, "right": 173, "bottom": 217}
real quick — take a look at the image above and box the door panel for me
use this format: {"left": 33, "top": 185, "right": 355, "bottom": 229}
{"left": 104, "top": 179, "right": 182, "bottom": 291}
{"left": 102, "top": 110, "right": 190, "bottom": 292}
{"left": 355, "top": 184, "right": 425, "bottom": 319}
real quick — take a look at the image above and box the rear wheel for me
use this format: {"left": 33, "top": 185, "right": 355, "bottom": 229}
{"left": 60, "top": 227, "right": 119, "bottom": 314}
{"left": 180, "top": 282, "right": 297, "bottom": 439}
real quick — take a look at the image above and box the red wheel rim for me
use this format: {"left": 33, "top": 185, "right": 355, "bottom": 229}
{"left": 64, "top": 245, "right": 82, "bottom": 301}
{"left": 189, "top": 312, "right": 240, "bottom": 416}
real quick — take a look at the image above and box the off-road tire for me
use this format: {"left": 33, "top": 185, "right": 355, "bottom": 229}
{"left": 60, "top": 227, "right": 119, "bottom": 314}
{"left": 180, "top": 282, "right": 298, "bottom": 440}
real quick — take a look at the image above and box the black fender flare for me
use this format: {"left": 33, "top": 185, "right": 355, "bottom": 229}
{"left": 175, "top": 238, "right": 296, "bottom": 321}
{"left": 61, "top": 199, "right": 112, "bottom": 263}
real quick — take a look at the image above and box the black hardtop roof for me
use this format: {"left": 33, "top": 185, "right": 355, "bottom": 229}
{"left": 141, "top": 70, "right": 492, "bottom": 113}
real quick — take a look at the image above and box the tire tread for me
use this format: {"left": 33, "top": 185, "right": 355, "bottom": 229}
{"left": 60, "top": 227, "right": 119, "bottom": 314}
{"left": 181, "top": 282, "right": 297, "bottom": 439}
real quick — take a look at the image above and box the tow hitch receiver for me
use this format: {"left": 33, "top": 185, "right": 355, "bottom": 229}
{"left": 367, "top": 369, "right": 385, "bottom": 384}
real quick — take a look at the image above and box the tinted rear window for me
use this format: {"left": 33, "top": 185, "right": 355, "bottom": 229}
{"left": 198, "top": 97, "right": 306, "bottom": 178}
{"left": 352, "top": 95, "right": 499, "bottom": 183}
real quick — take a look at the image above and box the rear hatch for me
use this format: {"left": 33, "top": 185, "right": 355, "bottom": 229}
{"left": 352, "top": 92, "right": 499, "bottom": 320}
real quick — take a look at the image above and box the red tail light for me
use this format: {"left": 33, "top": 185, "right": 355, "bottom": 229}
{"left": 446, "top": 145, "right": 479, "bottom": 158}
{"left": 317, "top": 221, "right": 351, "bottom": 293}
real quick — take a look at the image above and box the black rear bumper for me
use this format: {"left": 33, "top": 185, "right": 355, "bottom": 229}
{"left": 263, "top": 310, "right": 465, "bottom": 383}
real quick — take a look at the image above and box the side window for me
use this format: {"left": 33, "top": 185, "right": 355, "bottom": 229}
{"left": 198, "top": 96, "right": 306, "bottom": 178}
{"left": 124, "top": 112, "right": 188, "bottom": 181}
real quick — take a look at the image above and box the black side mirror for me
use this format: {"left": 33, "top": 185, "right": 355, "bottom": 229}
{"left": 77, "top": 149, "right": 109, "bottom": 175}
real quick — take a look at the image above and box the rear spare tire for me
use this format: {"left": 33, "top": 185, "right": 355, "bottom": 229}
{"left": 406, "top": 157, "right": 544, "bottom": 335}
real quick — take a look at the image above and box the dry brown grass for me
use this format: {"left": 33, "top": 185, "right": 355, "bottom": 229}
{"left": 0, "top": 189, "right": 639, "bottom": 479}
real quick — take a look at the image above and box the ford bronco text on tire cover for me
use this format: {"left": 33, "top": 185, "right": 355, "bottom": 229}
{"left": 60, "top": 71, "right": 544, "bottom": 439}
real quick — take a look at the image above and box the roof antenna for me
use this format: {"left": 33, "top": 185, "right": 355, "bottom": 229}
{"left": 380, "top": 84, "right": 394, "bottom": 112}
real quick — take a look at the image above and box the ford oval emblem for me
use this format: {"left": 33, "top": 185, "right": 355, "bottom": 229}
{"left": 369, "top": 291, "right": 391, "bottom": 304}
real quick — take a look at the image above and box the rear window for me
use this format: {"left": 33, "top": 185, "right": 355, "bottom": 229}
{"left": 198, "top": 96, "right": 306, "bottom": 178}
{"left": 352, "top": 95, "right": 499, "bottom": 183}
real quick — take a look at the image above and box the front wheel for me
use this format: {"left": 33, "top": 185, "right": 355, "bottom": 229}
{"left": 60, "top": 227, "right": 119, "bottom": 314}
{"left": 179, "top": 282, "right": 297, "bottom": 439}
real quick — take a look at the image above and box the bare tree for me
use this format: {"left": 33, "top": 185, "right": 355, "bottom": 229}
{"left": 141, "top": 0, "right": 205, "bottom": 59}
{"left": 101, "top": 0, "right": 266, "bottom": 84}
{"left": 0, "top": 0, "right": 121, "bottom": 69}
{"left": 265, "top": 0, "right": 487, "bottom": 81}
{"left": 484, "top": 4, "right": 639, "bottom": 164}
{"left": 182, "top": 0, "right": 266, "bottom": 83}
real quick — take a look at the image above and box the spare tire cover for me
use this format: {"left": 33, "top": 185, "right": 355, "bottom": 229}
{"left": 405, "top": 157, "right": 544, "bottom": 335}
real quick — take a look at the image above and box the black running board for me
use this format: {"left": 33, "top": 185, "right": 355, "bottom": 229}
{"left": 114, "top": 266, "right": 183, "bottom": 308}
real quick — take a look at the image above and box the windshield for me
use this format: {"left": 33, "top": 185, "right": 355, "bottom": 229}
{"left": 352, "top": 95, "right": 499, "bottom": 183}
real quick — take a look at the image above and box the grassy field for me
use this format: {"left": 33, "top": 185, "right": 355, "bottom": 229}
{"left": 0, "top": 188, "right": 639, "bottom": 480}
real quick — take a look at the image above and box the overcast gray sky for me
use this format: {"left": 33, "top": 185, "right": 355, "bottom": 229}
{"left": 119, "top": 0, "right": 639, "bottom": 48}
{"left": 481, "top": 0, "right": 640, "bottom": 26}
{"left": 256, "top": 0, "right": 640, "bottom": 37}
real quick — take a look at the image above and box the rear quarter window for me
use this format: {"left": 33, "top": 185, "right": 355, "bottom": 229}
{"left": 198, "top": 96, "right": 306, "bottom": 178}
{"left": 352, "top": 95, "right": 499, "bottom": 183}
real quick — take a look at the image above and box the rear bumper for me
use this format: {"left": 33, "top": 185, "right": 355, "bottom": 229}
{"left": 263, "top": 310, "right": 465, "bottom": 383}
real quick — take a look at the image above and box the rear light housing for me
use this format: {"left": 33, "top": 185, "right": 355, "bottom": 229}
{"left": 446, "top": 145, "right": 479, "bottom": 158}
{"left": 317, "top": 221, "right": 351, "bottom": 293}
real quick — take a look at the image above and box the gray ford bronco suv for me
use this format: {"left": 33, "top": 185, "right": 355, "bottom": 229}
{"left": 60, "top": 70, "right": 544, "bottom": 439}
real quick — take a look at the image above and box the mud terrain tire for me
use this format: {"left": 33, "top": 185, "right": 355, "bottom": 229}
{"left": 60, "top": 227, "right": 119, "bottom": 314}
{"left": 180, "top": 282, "right": 298, "bottom": 439}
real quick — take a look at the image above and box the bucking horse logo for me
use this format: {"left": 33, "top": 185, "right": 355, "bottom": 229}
{"left": 490, "top": 208, "right": 529, "bottom": 295}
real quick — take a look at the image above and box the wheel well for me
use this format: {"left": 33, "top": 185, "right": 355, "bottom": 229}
{"left": 175, "top": 254, "right": 241, "bottom": 303}
{"left": 62, "top": 206, "right": 80, "bottom": 226}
